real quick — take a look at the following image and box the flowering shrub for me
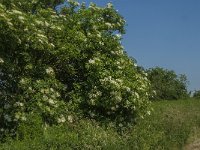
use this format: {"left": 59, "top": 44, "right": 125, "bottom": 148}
{"left": 0, "top": 0, "right": 151, "bottom": 137}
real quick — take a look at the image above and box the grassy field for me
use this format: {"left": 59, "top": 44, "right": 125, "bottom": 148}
{"left": 130, "top": 99, "right": 200, "bottom": 150}
{"left": 0, "top": 99, "right": 200, "bottom": 150}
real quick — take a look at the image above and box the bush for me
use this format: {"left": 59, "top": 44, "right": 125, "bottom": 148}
{"left": 0, "top": 0, "right": 151, "bottom": 139}
{"left": 147, "top": 67, "right": 189, "bottom": 100}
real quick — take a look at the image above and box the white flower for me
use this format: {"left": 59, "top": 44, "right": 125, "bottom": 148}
{"left": 119, "top": 123, "right": 123, "bottom": 127}
{"left": 111, "top": 106, "right": 116, "bottom": 111}
{"left": 116, "top": 34, "right": 121, "bottom": 38}
{"left": 135, "top": 92, "right": 139, "bottom": 99}
{"left": 15, "top": 102, "right": 24, "bottom": 107}
{"left": 48, "top": 99, "right": 55, "bottom": 105}
{"left": 12, "top": 10, "right": 22, "bottom": 15}
{"left": 134, "top": 63, "right": 138, "bottom": 67}
{"left": 116, "top": 96, "right": 122, "bottom": 102}
{"left": 19, "top": 78, "right": 27, "bottom": 84}
{"left": 107, "top": 3, "right": 113, "bottom": 9}
{"left": 46, "top": 67, "right": 54, "bottom": 75}
{"left": 50, "top": 88, "right": 54, "bottom": 92}
{"left": 44, "top": 21, "right": 49, "bottom": 27}
{"left": 67, "top": 0, "right": 80, "bottom": 6}
{"left": 28, "top": 87, "right": 33, "bottom": 92}
{"left": 118, "top": 66, "right": 122, "bottom": 69}
{"left": 37, "top": 33, "right": 47, "bottom": 39}
{"left": 55, "top": 92, "right": 60, "bottom": 97}
{"left": 18, "top": 16, "right": 25, "bottom": 21}
{"left": 43, "top": 95, "right": 48, "bottom": 101}
{"left": 99, "top": 41, "right": 104, "bottom": 45}
{"left": 50, "top": 43, "right": 55, "bottom": 48}
{"left": 0, "top": 128, "right": 4, "bottom": 132}
{"left": 105, "top": 22, "right": 112, "bottom": 27}
{"left": 21, "top": 116, "right": 26, "bottom": 121}
{"left": 88, "top": 59, "right": 95, "bottom": 64}
{"left": 57, "top": 115, "right": 66, "bottom": 123}
{"left": 126, "top": 87, "right": 131, "bottom": 92}
{"left": 15, "top": 113, "right": 20, "bottom": 120}
{"left": 147, "top": 111, "right": 151, "bottom": 115}
{"left": 97, "top": 33, "right": 101, "bottom": 38}
{"left": 67, "top": 115, "right": 73, "bottom": 123}
{"left": 0, "top": 58, "right": 4, "bottom": 63}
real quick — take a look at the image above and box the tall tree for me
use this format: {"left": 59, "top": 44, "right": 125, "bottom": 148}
{"left": 147, "top": 67, "right": 189, "bottom": 100}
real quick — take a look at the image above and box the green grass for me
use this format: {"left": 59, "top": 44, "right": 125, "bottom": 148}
{"left": 128, "top": 99, "right": 200, "bottom": 150}
{"left": 0, "top": 99, "right": 200, "bottom": 150}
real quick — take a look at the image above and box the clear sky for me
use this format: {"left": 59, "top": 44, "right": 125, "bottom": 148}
{"left": 79, "top": 0, "right": 200, "bottom": 91}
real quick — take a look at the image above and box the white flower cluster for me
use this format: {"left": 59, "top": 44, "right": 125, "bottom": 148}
{"left": 46, "top": 67, "right": 55, "bottom": 75}
{"left": 35, "top": 19, "right": 43, "bottom": 25}
{"left": 14, "top": 112, "right": 26, "bottom": 121}
{"left": 14, "top": 102, "right": 24, "bottom": 107}
{"left": 0, "top": 58, "right": 4, "bottom": 63}
{"left": 40, "top": 87, "right": 60, "bottom": 107}
{"left": 57, "top": 114, "right": 66, "bottom": 123}
{"left": 12, "top": 9, "right": 23, "bottom": 15}
{"left": 110, "top": 91, "right": 122, "bottom": 102}
{"left": 67, "top": 0, "right": 80, "bottom": 6}
{"left": 57, "top": 115, "right": 73, "bottom": 123}
{"left": 111, "top": 49, "right": 124, "bottom": 56}
{"left": 50, "top": 25, "right": 62, "bottom": 31}
{"left": 107, "top": 3, "right": 113, "bottom": 9}
{"left": 88, "top": 86, "right": 102, "bottom": 105}
{"left": 115, "top": 34, "right": 122, "bottom": 39}
{"left": 19, "top": 78, "right": 29, "bottom": 85}
{"left": 105, "top": 22, "right": 113, "bottom": 28}
{"left": 88, "top": 57, "right": 100, "bottom": 64}
{"left": 100, "top": 76, "right": 123, "bottom": 89}
{"left": 89, "top": 2, "right": 100, "bottom": 10}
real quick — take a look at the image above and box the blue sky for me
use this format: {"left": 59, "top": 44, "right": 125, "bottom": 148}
{"left": 78, "top": 0, "right": 200, "bottom": 91}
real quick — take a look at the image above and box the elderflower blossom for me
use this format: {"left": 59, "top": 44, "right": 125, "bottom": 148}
{"left": 147, "top": 111, "right": 151, "bottom": 115}
{"left": 67, "top": 115, "right": 73, "bottom": 123}
{"left": 46, "top": 67, "right": 54, "bottom": 75}
{"left": 48, "top": 99, "right": 55, "bottom": 105}
{"left": 35, "top": 20, "right": 43, "bottom": 25}
{"left": 21, "top": 116, "right": 26, "bottom": 121}
{"left": 0, "top": 128, "right": 4, "bottom": 132}
{"left": 12, "top": 10, "right": 22, "bottom": 15}
{"left": 107, "top": 3, "right": 113, "bottom": 9}
{"left": 57, "top": 115, "right": 66, "bottom": 123}
{"left": 37, "top": 33, "right": 47, "bottom": 39}
{"left": 0, "top": 58, "right": 4, "bottom": 63}
{"left": 126, "top": 87, "right": 131, "bottom": 92}
{"left": 99, "top": 41, "right": 104, "bottom": 45}
{"left": 14, "top": 102, "right": 24, "bottom": 107}
{"left": 89, "top": 59, "right": 95, "bottom": 64}
{"left": 115, "top": 34, "right": 122, "bottom": 39}
{"left": 105, "top": 22, "right": 112, "bottom": 27}
{"left": 18, "top": 16, "right": 25, "bottom": 21}
{"left": 67, "top": 0, "right": 80, "bottom": 6}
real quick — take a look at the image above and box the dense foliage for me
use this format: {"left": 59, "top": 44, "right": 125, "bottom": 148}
{"left": 147, "top": 67, "right": 189, "bottom": 100}
{"left": 0, "top": 0, "right": 151, "bottom": 138}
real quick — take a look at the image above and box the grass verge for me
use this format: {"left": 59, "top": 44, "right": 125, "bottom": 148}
{"left": 0, "top": 99, "right": 200, "bottom": 150}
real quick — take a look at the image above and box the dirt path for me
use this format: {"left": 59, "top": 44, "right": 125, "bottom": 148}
{"left": 184, "top": 139, "right": 200, "bottom": 150}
